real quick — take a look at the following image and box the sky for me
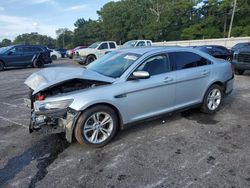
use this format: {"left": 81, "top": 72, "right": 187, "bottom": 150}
{"left": 0, "top": 0, "right": 118, "bottom": 41}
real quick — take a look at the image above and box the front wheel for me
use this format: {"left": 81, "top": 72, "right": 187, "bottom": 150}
{"left": 85, "top": 55, "right": 96, "bottom": 65}
{"left": 201, "top": 84, "right": 223, "bottom": 114}
{"left": 74, "top": 105, "right": 118, "bottom": 147}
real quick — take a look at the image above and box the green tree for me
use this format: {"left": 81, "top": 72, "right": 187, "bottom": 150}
{"left": 73, "top": 19, "right": 104, "bottom": 46}
{"left": 0, "top": 38, "right": 12, "bottom": 47}
{"left": 13, "top": 33, "right": 56, "bottom": 48}
{"left": 56, "top": 28, "right": 74, "bottom": 49}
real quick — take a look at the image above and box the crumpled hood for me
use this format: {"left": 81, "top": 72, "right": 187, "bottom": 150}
{"left": 24, "top": 67, "right": 115, "bottom": 94}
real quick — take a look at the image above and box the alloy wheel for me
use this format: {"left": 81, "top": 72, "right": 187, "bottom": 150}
{"left": 83, "top": 112, "right": 113, "bottom": 144}
{"left": 207, "top": 88, "right": 222, "bottom": 111}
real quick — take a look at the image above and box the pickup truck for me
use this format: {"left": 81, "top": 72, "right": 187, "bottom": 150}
{"left": 232, "top": 46, "right": 250, "bottom": 75}
{"left": 122, "top": 40, "right": 153, "bottom": 48}
{"left": 75, "top": 41, "right": 117, "bottom": 65}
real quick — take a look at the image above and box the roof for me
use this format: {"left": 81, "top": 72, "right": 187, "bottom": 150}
{"left": 116, "top": 46, "right": 187, "bottom": 55}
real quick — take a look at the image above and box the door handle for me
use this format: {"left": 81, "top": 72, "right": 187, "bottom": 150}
{"left": 202, "top": 70, "right": 210, "bottom": 76}
{"left": 163, "top": 77, "right": 174, "bottom": 83}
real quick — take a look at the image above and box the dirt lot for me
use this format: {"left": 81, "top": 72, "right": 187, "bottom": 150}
{"left": 0, "top": 59, "right": 250, "bottom": 188}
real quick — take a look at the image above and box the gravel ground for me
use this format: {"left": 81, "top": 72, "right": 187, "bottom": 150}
{"left": 0, "top": 59, "right": 250, "bottom": 188}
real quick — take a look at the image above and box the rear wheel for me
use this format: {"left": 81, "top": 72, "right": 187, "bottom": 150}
{"left": 85, "top": 55, "right": 96, "bottom": 65}
{"left": 51, "top": 55, "right": 57, "bottom": 61}
{"left": 74, "top": 105, "right": 118, "bottom": 147}
{"left": 201, "top": 84, "right": 223, "bottom": 114}
{"left": 0, "top": 61, "right": 4, "bottom": 71}
{"left": 235, "top": 69, "right": 244, "bottom": 75}
{"left": 33, "top": 59, "right": 44, "bottom": 68}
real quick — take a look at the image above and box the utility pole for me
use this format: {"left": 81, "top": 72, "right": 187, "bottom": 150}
{"left": 228, "top": 0, "right": 237, "bottom": 38}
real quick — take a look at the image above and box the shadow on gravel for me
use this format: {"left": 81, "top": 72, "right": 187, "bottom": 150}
{"left": 0, "top": 133, "right": 69, "bottom": 188}
{"left": 181, "top": 109, "right": 219, "bottom": 124}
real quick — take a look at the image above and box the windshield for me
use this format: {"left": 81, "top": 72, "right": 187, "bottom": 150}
{"left": 122, "top": 40, "right": 137, "bottom": 48}
{"left": 87, "top": 51, "right": 141, "bottom": 78}
{"left": 0, "top": 46, "right": 12, "bottom": 53}
{"left": 89, "top": 42, "right": 101, "bottom": 49}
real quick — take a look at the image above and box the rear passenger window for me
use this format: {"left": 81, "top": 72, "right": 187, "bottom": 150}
{"left": 168, "top": 52, "right": 211, "bottom": 70}
{"left": 109, "top": 42, "right": 116, "bottom": 49}
{"left": 136, "top": 55, "right": 170, "bottom": 76}
{"left": 33, "top": 47, "right": 43, "bottom": 52}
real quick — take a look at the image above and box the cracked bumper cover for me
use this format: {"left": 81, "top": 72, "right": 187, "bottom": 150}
{"left": 29, "top": 108, "right": 80, "bottom": 143}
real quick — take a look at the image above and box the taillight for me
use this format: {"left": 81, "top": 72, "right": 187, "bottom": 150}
{"left": 36, "top": 94, "right": 45, "bottom": 101}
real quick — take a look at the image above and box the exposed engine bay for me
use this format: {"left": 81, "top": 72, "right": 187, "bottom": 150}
{"left": 31, "top": 78, "right": 109, "bottom": 104}
{"left": 27, "top": 78, "right": 111, "bottom": 142}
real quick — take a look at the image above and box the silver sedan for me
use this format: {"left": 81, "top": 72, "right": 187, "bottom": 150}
{"left": 25, "top": 47, "right": 234, "bottom": 147}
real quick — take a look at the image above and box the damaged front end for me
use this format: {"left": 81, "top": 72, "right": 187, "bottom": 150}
{"left": 29, "top": 98, "right": 80, "bottom": 142}
{"left": 25, "top": 72, "right": 112, "bottom": 142}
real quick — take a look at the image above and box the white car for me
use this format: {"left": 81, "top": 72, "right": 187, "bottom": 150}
{"left": 50, "top": 49, "right": 62, "bottom": 60}
{"left": 122, "top": 40, "right": 153, "bottom": 48}
{"left": 75, "top": 41, "right": 117, "bottom": 65}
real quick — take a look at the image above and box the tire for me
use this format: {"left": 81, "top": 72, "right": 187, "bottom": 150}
{"left": 0, "top": 61, "right": 4, "bottom": 71}
{"left": 235, "top": 69, "right": 244, "bottom": 75}
{"left": 33, "top": 59, "right": 44, "bottom": 68}
{"left": 74, "top": 105, "right": 119, "bottom": 147}
{"left": 51, "top": 55, "right": 57, "bottom": 61}
{"left": 201, "top": 84, "right": 223, "bottom": 114}
{"left": 85, "top": 55, "right": 96, "bottom": 65}
{"left": 226, "top": 56, "right": 232, "bottom": 62}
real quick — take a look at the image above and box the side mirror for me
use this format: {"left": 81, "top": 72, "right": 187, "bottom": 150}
{"left": 129, "top": 71, "right": 150, "bottom": 80}
{"left": 8, "top": 51, "right": 13, "bottom": 55}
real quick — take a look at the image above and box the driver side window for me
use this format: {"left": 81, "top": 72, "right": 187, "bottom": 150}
{"left": 98, "top": 43, "right": 108, "bottom": 50}
{"left": 9, "top": 47, "right": 23, "bottom": 54}
{"left": 136, "top": 54, "right": 170, "bottom": 76}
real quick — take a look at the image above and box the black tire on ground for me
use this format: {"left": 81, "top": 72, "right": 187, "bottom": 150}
{"left": 200, "top": 84, "right": 223, "bottom": 114}
{"left": 0, "top": 61, "right": 4, "bottom": 71}
{"left": 51, "top": 55, "right": 57, "bottom": 61}
{"left": 226, "top": 56, "right": 232, "bottom": 62}
{"left": 74, "top": 105, "right": 119, "bottom": 147}
{"left": 33, "top": 59, "right": 44, "bottom": 68}
{"left": 85, "top": 55, "right": 96, "bottom": 65}
{"left": 235, "top": 69, "right": 245, "bottom": 75}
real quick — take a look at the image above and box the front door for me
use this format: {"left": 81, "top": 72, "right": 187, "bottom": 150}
{"left": 3, "top": 46, "right": 24, "bottom": 66}
{"left": 124, "top": 54, "right": 176, "bottom": 122}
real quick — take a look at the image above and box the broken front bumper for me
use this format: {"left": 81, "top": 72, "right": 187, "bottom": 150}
{"left": 27, "top": 100, "right": 80, "bottom": 143}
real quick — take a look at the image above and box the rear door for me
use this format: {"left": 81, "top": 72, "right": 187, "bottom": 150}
{"left": 21, "top": 46, "right": 36, "bottom": 65}
{"left": 168, "top": 51, "right": 212, "bottom": 108}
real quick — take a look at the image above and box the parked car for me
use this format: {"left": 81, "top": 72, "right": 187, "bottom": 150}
{"left": 75, "top": 41, "right": 118, "bottom": 65}
{"left": 0, "top": 45, "right": 52, "bottom": 71}
{"left": 231, "top": 42, "right": 250, "bottom": 54}
{"left": 232, "top": 46, "right": 250, "bottom": 75}
{"left": 55, "top": 48, "right": 67, "bottom": 58}
{"left": 66, "top": 46, "right": 87, "bottom": 59}
{"left": 122, "top": 40, "right": 153, "bottom": 48}
{"left": 50, "top": 49, "right": 62, "bottom": 60}
{"left": 25, "top": 47, "right": 234, "bottom": 147}
{"left": 195, "top": 45, "right": 232, "bottom": 61}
